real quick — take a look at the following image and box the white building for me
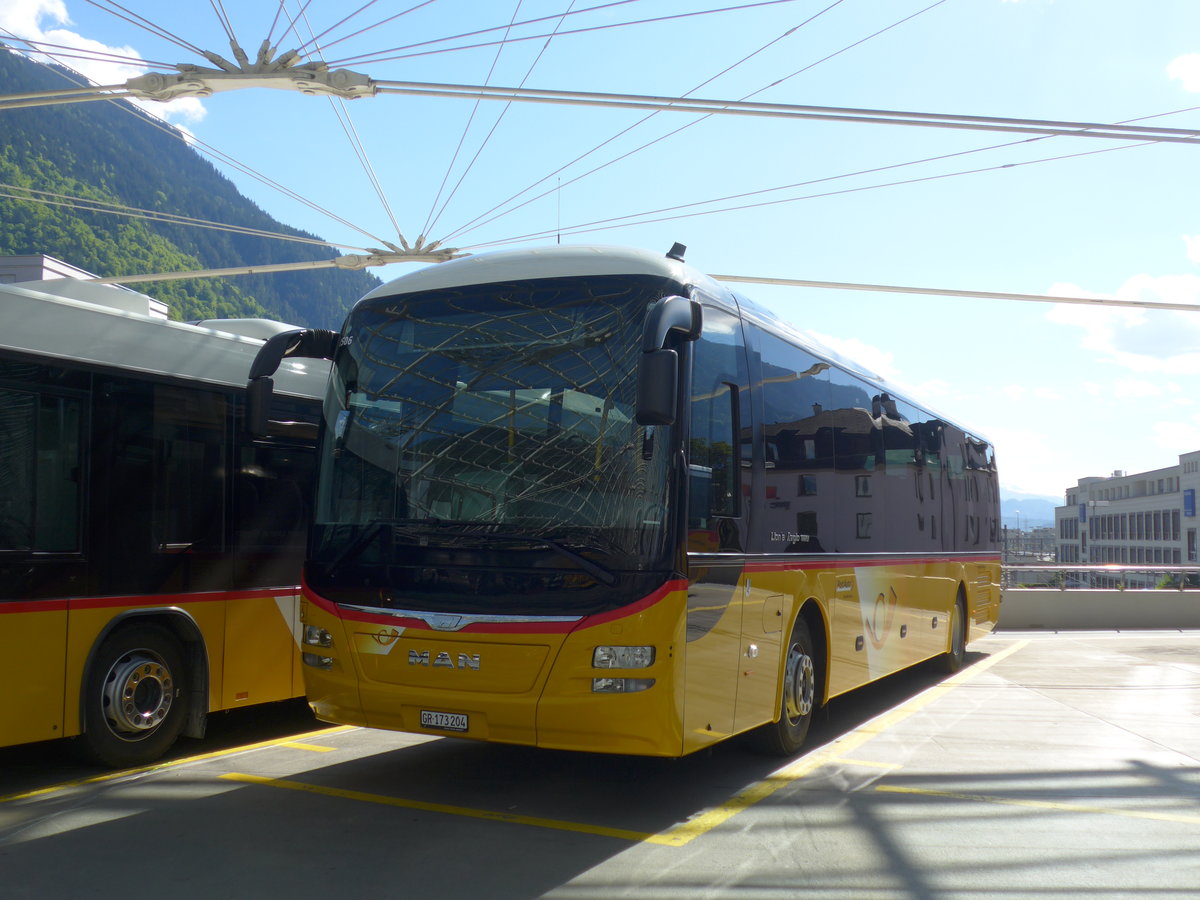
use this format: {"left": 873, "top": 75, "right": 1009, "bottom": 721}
{"left": 1056, "top": 452, "right": 1200, "bottom": 579}
{"left": 0, "top": 254, "right": 167, "bottom": 319}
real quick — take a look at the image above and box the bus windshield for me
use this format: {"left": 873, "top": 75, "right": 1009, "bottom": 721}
{"left": 309, "top": 273, "right": 677, "bottom": 615}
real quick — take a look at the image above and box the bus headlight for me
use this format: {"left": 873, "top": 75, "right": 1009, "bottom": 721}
{"left": 592, "top": 677, "right": 656, "bottom": 693}
{"left": 303, "top": 625, "right": 332, "bottom": 648}
{"left": 302, "top": 625, "right": 333, "bottom": 668}
{"left": 593, "top": 646, "right": 655, "bottom": 668}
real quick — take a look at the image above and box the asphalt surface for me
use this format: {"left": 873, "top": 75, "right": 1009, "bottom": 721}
{"left": 2, "top": 631, "right": 1198, "bottom": 899}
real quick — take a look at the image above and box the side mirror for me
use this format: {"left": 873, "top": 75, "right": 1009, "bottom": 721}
{"left": 246, "top": 376, "right": 274, "bottom": 438}
{"left": 245, "top": 328, "right": 339, "bottom": 436}
{"left": 634, "top": 295, "right": 702, "bottom": 426}
{"left": 636, "top": 349, "right": 678, "bottom": 425}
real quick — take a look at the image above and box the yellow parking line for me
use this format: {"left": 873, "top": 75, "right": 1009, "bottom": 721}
{"left": 876, "top": 784, "right": 1200, "bottom": 825}
{"left": 656, "top": 640, "right": 1029, "bottom": 846}
{"left": 220, "top": 773, "right": 676, "bottom": 844}
{"left": 279, "top": 742, "right": 338, "bottom": 753}
{"left": 0, "top": 725, "right": 354, "bottom": 805}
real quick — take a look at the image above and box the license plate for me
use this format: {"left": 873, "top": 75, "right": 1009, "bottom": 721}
{"left": 420, "top": 710, "right": 468, "bottom": 732}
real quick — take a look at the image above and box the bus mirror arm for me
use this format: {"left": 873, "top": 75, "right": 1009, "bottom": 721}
{"left": 249, "top": 328, "right": 339, "bottom": 380}
{"left": 640, "top": 296, "right": 701, "bottom": 353}
{"left": 246, "top": 328, "right": 339, "bottom": 437}
{"left": 635, "top": 296, "right": 701, "bottom": 426}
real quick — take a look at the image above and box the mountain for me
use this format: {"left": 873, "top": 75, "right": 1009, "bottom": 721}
{"left": 999, "top": 490, "right": 1062, "bottom": 529}
{"left": 0, "top": 46, "right": 380, "bottom": 329}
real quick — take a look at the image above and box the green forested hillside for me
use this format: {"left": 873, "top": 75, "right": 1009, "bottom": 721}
{"left": 0, "top": 46, "right": 381, "bottom": 329}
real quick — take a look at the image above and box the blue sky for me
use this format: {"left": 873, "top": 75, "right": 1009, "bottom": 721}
{"left": 4, "top": 0, "right": 1200, "bottom": 501}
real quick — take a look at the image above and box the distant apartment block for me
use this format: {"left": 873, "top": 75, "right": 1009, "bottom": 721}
{"left": 1055, "top": 451, "right": 1200, "bottom": 570}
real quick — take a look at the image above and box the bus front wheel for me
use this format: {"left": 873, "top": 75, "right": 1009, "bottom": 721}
{"left": 79, "top": 623, "right": 189, "bottom": 768}
{"left": 756, "top": 618, "right": 818, "bottom": 756}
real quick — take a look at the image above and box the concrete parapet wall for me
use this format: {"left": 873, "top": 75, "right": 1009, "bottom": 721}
{"left": 998, "top": 589, "right": 1200, "bottom": 630}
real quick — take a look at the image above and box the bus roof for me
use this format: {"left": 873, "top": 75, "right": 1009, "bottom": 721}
{"left": 358, "top": 243, "right": 988, "bottom": 443}
{"left": 0, "top": 280, "right": 328, "bottom": 400}
{"left": 362, "top": 244, "right": 721, "bottom": 302}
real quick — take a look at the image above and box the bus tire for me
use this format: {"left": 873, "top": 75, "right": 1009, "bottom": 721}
{"left": 755, "top": 617, "right": 818, "bottom": 756}
{"left": 940, "top": 593, "right": 967, "bottom": 673}
{"left": 79, "top": 623, "right": 189, "bottom": 768}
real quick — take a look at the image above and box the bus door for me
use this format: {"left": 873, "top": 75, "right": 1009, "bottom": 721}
{"left": 226, "top": 437, "right": 315, "bottom": 706}
{"left": 682, "top": 300, "right": 755, "bottom": 749}
{"left": 0, "top": 378, "right": 86, "bottom": 745}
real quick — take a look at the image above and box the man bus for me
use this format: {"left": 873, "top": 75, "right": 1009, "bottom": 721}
{"left": 1, "top": 277, "right": 327, "bottom": 766}
{"left": 248, "top": 244, "right": 1001, "bottom": 757}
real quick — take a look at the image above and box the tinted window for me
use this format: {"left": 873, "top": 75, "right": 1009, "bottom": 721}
{"left": 688, "top": 303, "right": 749, "bottom": 550}
{"left": 0, "top": 388, "right": 82, "bottom": 553}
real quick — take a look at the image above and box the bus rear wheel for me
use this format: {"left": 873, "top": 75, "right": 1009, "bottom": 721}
{"left": 939, "top": 594, "right": 967, "bottom": 673}
{"left": 755, "top": 618, "right": 818, "bottom": 756}
{"left": 79, "top": 623, "right": 189, "bottom": 768}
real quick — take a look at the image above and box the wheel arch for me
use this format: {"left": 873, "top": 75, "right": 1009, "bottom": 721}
{"left": 789, "top": 597, "right": 829, "bottom": 708}
{"left": 79, "top": 608, "right": 211, "bottom": 740}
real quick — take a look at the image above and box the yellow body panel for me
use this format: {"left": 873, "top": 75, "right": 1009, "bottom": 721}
{"left": 222, "top": 592, "right": 301, "bottom": 707}
{"left": 0, "top": 606, "right": 69, "bottom": 745}
{"left": 300, "top": 557, "right": 1001, "bottom": 758}
{"left": 1, "top": 589, "right": 305, "bottom": 749}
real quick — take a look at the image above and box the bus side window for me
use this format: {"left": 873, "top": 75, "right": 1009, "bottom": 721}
{"left": 688, "top": 303, "right": 748, "bottom": 550}
{"left": 0, "top": 388, "right": 82, "bottom": 553}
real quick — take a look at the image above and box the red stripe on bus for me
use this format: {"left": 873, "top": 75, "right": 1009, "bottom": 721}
{"left": 744, "top": 554, "right": 1000, "bottom": 573}
{"left": 0, "top": 587, "right": 299, "bottom": 615}
{"left": 301, "top": 577, "right": 690, "bottom": 633}
{"left": 0, "top": 599, "right": 70, "bottom": 614}
{"left": 573, "top": 578, "right": 688, "bottom": 631}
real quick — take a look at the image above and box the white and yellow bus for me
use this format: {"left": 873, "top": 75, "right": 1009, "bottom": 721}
{"left": 1, "top": 278, "right": 328, "bottom": 766}
{"left": 250, "top": 244, "right": 1001, "bottom": 757}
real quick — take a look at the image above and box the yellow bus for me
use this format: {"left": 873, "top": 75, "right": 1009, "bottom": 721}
{"left": 1, "top": 278, "right": 328, "bottom": 767}
{"left": 249, "top": 244, "right": 1001, "bottom": 757}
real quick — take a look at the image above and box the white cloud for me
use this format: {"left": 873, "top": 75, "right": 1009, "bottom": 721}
{"left": 0, "top": 0, "right": 68, "bottom": 36}
{"left": 803, "top": 331, "right": 898, "bottom": 380}
{"left": 0, "top": 0, "right": 204, "bottom": 125}
{"left": 1152, "top": 415, "right": 1200, "bottom": 451}
{"left": 984, "top": 425, "right": 1067, "bottom": 496}
{"left": 1113, "top": 379, "right": 1164, "bottom": 399}
{"left": 1045, "top": 275, "right": 1200, "bottom": 374}
{"left": 1185, "top": 235, "right": 1200, "bottom": 263}
{"left": 1168, "top": 53, "right": 1200, "bottom": 92}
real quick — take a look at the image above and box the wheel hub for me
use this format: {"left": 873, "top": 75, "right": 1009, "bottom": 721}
{"left": 101, "top": 651, "right": 174, "bottom": 736}
{"left": 783, "top": 644, "right": 815, "bottom": 722}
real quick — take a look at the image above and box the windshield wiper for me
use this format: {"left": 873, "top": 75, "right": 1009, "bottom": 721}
{"left": 324, "top": 519, "right": 426, "bottom": 576}
{"left": 323, "top": 520, "right": 617, "bottom": 586}
{"left": 458, "top": 532, "right": 618, "bottom": 586}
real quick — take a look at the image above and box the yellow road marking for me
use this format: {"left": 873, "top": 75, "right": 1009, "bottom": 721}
{"left": 279, "top": 742, "right": 337, "bottom": 753}
{"left": 220, "top": 773, "right": 676, "bottom": 844}
{"left": 0, "top": 725, "right": 354, "bottom": 805}
{"left": 656, "top": 640, "right": 1029, "bottom": 846}
{"left": 5, "top": 640, "right": 1030, "bottom": 853}
{"left": 876, "top": 784, "right": 1200, "bottom": 826}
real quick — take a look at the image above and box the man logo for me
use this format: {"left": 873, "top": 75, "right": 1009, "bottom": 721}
{"left": 408, "top": 650, "right": 481, "bottom": 670}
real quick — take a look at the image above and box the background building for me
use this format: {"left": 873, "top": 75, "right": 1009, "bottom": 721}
{"left": 0, "top": 254, "right": 168, "bottom": 319}
{"left": 1055, "top": 452, "right": 1200, "bottom": 586}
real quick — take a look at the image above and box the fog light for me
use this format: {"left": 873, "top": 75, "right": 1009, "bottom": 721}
{"left": 592, "top": 677, "right": 655, "bottom": 693}
{"left": 302, "top": 652, "right": 333, "bottom": 669}
{"left": 303, "top": 625, "right": 332, "bottom": 648}
{"left": 593, "top": 645, "right": 655, "bottom": 668}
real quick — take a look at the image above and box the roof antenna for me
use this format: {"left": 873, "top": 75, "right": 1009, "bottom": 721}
{"left": 666, "top": 242, "right": 686, "bottom": 262}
